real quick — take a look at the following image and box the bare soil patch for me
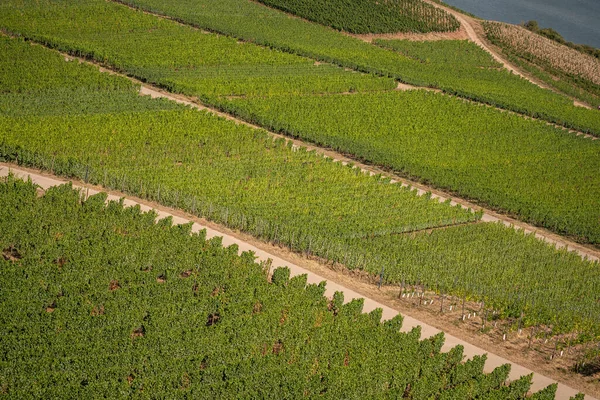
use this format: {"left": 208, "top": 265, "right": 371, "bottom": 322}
{"left": 179, "top": 270, "right": 192, "bottom": 278}
{"left": 131, "top": 326, "right": 145, "bottom": 338}
{"left": 352, "top": 25, "right": 469, "bottom": 42}
{"left": 109, "top": 279, "right": 120, "bottom": 291}
{"left": 2, "top": 246, "right": 21, "bottom": 262}
{"left": 45, "top": 301, "right": 57, "bottom": 313}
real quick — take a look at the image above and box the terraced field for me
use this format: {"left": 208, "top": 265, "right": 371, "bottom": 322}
{"left": 1, "top": 0, "right": 599, "bottom": 397}
{"left": 105, "top": 0, "right": 600, "bottom": 134}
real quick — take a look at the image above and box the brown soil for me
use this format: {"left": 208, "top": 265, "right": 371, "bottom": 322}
{"left": 54, "top": 257, "right": 67, "bottom": 269}
{"left": 179, "top": 270, "right": 192, "bottom": 278}
{"left": 91, "top": 305, "right": 105, "bottom": 316}
{"left": 2, "top": 246, "right": 21, "bottom": 262}
{"left": 109, "top": 280, "right": 120, "bottom": 291}
{"left": 272, "top": 340, "right": 284, "bottom": 355}
{"left": 206, "top": 313, "right": 220, "bottom": 327}
{"left": 46, "top": 301, "right": 57, "bottom": 313}
{"left": 156, "top": 274, "right": 166, "bottom": 283}
{"left": 131, "top": 326, "right": 145, "bottom": 338}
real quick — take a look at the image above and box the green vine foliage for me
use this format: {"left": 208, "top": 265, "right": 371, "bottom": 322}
{"left": 2, "top": 34, "right": 600, "bottom": 340}
{"left": 0, "top": 176, "right": 565, "bottom": 398}
{"left": 255, "top": 0, "right": 460, "bottom": 34}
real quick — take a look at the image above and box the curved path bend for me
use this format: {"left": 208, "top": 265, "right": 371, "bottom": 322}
{"left": 0, "top": 165, "right": 594, "bottom": 400}
{"left": 421, "top": 0, "right": 593, "bottom": 109}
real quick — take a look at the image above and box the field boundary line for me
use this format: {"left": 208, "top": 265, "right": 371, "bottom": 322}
{"left": 0, "top": 164, "right": 595, "bottom": 400}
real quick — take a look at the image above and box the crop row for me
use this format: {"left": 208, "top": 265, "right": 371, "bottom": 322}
{"left": 0, "top": 0, "right": 393, "bottom": 98}
{"left": 1, "top": 0, "right": 598, "bottom": 246}
{"left": 2, "top": 36, "right": 600, "bottom": 341}
{"left": 256, "top": 0, "right": 459, "bottom": 34}
{"left": 104, "top": 0, "right": 600, "bottom": 134}
{"left": 3, "top": 177, "right": 569, "bottom": 398}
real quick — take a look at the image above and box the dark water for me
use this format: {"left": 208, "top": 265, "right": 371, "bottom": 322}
{"left": 442, "top": 0, "right": 600, "bottom": 48}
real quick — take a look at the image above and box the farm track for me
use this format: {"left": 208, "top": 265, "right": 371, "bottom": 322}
{"left": 1, "top": 164, "right": 596, "bottom": 400}
{"left": 18, "top": 40, "right": 600, "bottom": 263}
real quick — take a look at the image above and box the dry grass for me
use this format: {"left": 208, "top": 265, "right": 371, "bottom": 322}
{"left": 485, "top": 22, "right": 600, "bottom": 85}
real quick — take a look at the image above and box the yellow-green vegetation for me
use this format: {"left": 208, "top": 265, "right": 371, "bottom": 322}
{"left": 107, "top": 0, "right": 600, "bottom": 134}
{"left": 484, "top": 21, "right": 600, "bottom": 107}
{"left": 219, "top": 91, "right": 600, "bottom": 245}
{"left": 2, "top": 35, "right": 600, "bottom": 347}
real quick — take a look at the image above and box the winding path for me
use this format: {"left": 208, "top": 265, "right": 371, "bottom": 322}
{"left": 421, "top": 0, "right": 592, "bottom": 109}
{"left": 0, "top": 165, "right": 594, "bottom": 400}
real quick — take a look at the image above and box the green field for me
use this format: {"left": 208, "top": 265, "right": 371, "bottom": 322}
{"left": 1, "top": 0, "right": 599, "bottom": 246}
{"left": 2, "top": 36, "right": 600, "bottom": 343}
{"left": 4, "top": 177, "right": 565, "bottom": 398}
{"left": 0, "top": 0, "right": 393, "bottom": 98}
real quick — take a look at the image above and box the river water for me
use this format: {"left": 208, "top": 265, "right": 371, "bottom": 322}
{"left": 442, "top": 0, "right": 600, "bottom": 48}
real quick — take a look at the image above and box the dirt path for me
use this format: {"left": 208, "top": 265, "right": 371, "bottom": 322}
{"left": 1, "top": 165, "right": 595, "bottom": 399}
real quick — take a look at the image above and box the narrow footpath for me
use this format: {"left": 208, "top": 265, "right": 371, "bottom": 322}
{"left": 1, "top": 165, "right": 594, "bottom": 400}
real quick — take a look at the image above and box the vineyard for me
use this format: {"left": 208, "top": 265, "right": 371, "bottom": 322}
{"left": 0, "top": 176, "right": 570, "bottom": 398}
{"left": 109, "top": 0, "right": 600, "bottom": 135}
{"left": 484, "top": 22, "right": 600, "bottom": 87}
{"left": 483, "top": 21, "right": 600, "bottom": 108}
{"left": 0, "top": 0, "right": 393, "bottom": 98}
{"left": 220, "top": 91, "right": 600, "bottom": 245}
{"left": 2, "top": 0, "right": 600, "bottom": 396}
{"left": 2, "top": 35, "right": 600, "bottom": 348}
{"left": 0, "top": 0, "right": 598, "bottom": 246}
{"left": 374, "top": 39, "right": 502, "bottom": 70}
{"left": 255, "top": 0, "right": 460, "bottom": 34}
